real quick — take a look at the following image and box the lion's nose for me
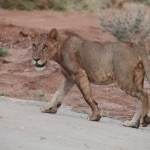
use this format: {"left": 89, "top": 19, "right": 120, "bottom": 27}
{"left": 34, "top": 58, "right": 40, "bottom": 62}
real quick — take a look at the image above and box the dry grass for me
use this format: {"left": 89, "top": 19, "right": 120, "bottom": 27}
{"left": 0, "top": 0, "right": 127, "bottom": 11}
{"left": 0, "top": 0, "right": 149, "bottom": 11}
{"left": 0, "top": 0, "right": 95, "bottom": 11}
{"left": 0, "top": 47, "right": 9, "bottom": 57}
{"left": 98, "top": 2, "right": 150, "bottom": 44}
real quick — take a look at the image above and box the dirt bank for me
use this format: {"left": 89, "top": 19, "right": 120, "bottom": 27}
{"left": 0, "top": 10, "right": 150, "bottom": 120}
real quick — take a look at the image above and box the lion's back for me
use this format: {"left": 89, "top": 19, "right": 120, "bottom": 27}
{"left": 76, "top": 40, "right": 140, "bottom": 84}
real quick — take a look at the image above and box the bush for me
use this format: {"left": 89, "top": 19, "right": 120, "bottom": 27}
{"left": 0, "top": 0, "right": 95, "bottom": 11}
{"left": 0, "top": 47, "right": 9, "bottom": 57}
{"left": 99, "top": 10, "right": 150, "bottom": 42}
{"left": 92, "top": 0, "right": 125, "bottom": 10}
{"left": 0, "top": 0, "right": 53, "bottom": 10}
{"left": 133, "top": 0, "right": 150, "bottom": 6}
{"left": 0, "top": 0, "right": 127, "bottom": 11}
{"left": 52, "top": 0, "right": 95, "bottom": 11}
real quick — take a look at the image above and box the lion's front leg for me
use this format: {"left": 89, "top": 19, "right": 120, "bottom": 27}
{"left": 75, "top": 69, "right": 101, "bottom": 121}
{"left": 41, "top": 78, "right": 75, "bottom": 113}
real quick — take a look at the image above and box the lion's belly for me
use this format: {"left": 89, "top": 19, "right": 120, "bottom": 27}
{"left": 78, "top": 41, "right": 115, "bottom": 85}
{"left": 87, "top": 69, "right": 114, "bottom": 85}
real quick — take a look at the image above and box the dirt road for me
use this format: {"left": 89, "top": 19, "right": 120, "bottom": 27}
{"left": 0, "top": 96, "right": 150, "bottom": 150}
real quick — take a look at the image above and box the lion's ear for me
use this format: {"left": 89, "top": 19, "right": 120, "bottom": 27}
{"left": 28, "top": 29, "right": 38, "bottom": 41}
{"left": 48, "top": 28, "right": 59, "bottom": 42}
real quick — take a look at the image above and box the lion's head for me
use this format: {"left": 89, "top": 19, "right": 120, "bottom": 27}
{"left": 28, "top": 28, "right": 59, "bottom": 70}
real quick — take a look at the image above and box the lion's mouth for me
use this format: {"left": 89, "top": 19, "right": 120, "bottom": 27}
{"left": 35, "top": 61, "right": 47, "bottom": 70}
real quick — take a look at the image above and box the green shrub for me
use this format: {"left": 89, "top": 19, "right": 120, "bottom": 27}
{"left": 0, "top": 0, "right": 53, "bottom": 10}
{"left": 0, "top": 0, "right": 95, "bottom": 11}
{"left": 37, "top": 91, "right": 44, "bottom": 97}
{"left": 99, "top": 10, "right": 150, "bottom": 42}
{"left": 1, "top": 0, "right": 125, "bottom": 11}
{"left": 52, "top": 0, "right": 95, "bottom": 11}
{"left": 133, "top": 0, "right": 150, "bottom": 6}
{"left": 0, "top": 47, "right": 9, "bottom": 57}
{"left": 0, "top": 93, "right": 9, "bottom": 96}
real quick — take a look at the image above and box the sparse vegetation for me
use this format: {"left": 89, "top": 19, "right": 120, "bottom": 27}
{"left": 0, "top": 47, "right": 9, "bottom": 57}
{"left": 99, "top": 10, "right": 150, "bottom": 42}
{"left": 37, "top": 91, "right": 44, "bottom": 97}
{"left": 0, "top": 0, "right": 95, "bottom": 11}
{"left": 133, "top": 0, "right": 150, "bottom": 6}
{"left": 0, "top": 0, "right": 150, "bottom": 11}
{"left": 0, "top": 93, "right": 9, "bottom": 96}
{"left": 51, "top": 0, "right": 95, "bottom": 11}
{"left": 76, "top": 110, "right": 88, "bottom": 114}
{"left": 0, "top": 0, "right": 53, "bottom": 10}
{"left": 0, "top": 0, "right": 126, "bottom": 11}
{"left": 94, "top": 0, "right": 125, "bottom": 9}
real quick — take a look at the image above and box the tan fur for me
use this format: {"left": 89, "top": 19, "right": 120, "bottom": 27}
{"left": 29, "top": 28, "right": 150, "bottom": 128}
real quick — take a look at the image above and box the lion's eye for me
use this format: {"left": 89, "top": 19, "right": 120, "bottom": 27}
{"left": 43, "top": 45, "right": 48, "bottom": 50}
{"left": 32, "top": 44, "right": 36, "bottom": 49}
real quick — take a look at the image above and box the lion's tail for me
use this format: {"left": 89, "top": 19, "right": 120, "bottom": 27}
{"left": 139, "top": 47, "right": 150, "bottom": 84}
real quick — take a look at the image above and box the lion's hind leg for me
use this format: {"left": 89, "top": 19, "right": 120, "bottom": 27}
{"left": 123, "top": 99, "right": 142, "bottom": 128}
{"left": 123, "top": 63, "right": 149, "bottom": 128}
{"left": 124, "top": 89, "right": 149, "bottom": 128}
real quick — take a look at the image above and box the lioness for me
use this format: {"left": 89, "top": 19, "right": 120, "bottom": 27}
{"left": 29, "top": 28, "right": 150, "bottom": 128}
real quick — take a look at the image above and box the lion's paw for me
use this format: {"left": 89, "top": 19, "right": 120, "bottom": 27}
{"left": 141, "top": 116, "right": 150, "bottom": 127}
{"left": 144, "top": 116, "right": 150, "bottom": 123}
{"left": 87, "top": 113, "right": 101, "bottom": 121}
{"left": 123, "top": 120, "right": 139, "bottom": 128}
{"left": 41, "top": 105, "right": 57, "bottom": 114}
